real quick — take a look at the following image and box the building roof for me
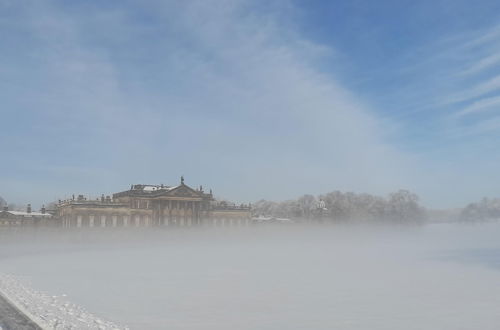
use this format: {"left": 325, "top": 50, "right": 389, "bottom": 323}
{"left": 113, "top": 183, "right": 213, "bottom": 200}
{"left": 134, "top": 184, "right": 178, "bottom": 192}
{"left": 1, "top": 211, "right": 51, "bottom": 217}
{"left": 57, "top": 200, "right": 128, "bottom": 208}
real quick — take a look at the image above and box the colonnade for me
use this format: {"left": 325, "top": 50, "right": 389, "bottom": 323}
{"left": 156, "top": 199, "right": 205, "bottom": 226}
{"left": 60, "top": 214, "right": 251, "bottom": 228}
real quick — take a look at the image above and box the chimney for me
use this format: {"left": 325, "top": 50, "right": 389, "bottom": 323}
{"left": 27, "top": 204, "right": 32, "bottom": 214}
{"left": 41, "top": 205, "right": 46, "bottom": 214}
{"left": 101, "top": 194, "right": 105, "bottom": 202}
{"left": 3, "top": 205, "right": 7, "bottom": 212}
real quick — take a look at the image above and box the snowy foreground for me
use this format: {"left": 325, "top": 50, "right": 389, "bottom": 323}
{"left": 2, "top": 225, "right": 500, "bottom": 329}
{"left": 0, "top": 273, "right": 127, "bottom": 330}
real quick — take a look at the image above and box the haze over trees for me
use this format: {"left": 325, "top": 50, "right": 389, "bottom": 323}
{"left": 6, "top": 190, "right": 500, "bottom": 224}
{"left": 460, "top": 198, "right": 500, "bottom": 222}
{"left": 253, "top": 189, "right": 426, "bottom": 224}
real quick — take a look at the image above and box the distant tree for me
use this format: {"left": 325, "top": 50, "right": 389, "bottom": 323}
{"left": 386, "top": 190, "right": 426, "bottom": 224}
{"left": 253, "top": 199, "right": 280, "bottom": 217}
{"left": 460, "top": 198, "right": 500, "bottom": 222}
{"left": 253, "top": 189, "right": 426, "bottom": 224}
{"left": 321, "top": 191, "right": 353, "bottom": 220}
{"left": 297, "top": 194, "right": 317, "bottom": 219}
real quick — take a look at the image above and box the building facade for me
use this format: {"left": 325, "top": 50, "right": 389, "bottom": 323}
{"left": 57, "top": 178, "right": 251, "bottom": 228}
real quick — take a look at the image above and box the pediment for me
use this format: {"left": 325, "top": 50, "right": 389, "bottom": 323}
{"left": 165, "top": 185, "right": 203, "bottom": 198}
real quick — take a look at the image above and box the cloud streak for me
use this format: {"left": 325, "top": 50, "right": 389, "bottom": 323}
{"left": 0, "top": 0, "right": 417, "bottom": 207}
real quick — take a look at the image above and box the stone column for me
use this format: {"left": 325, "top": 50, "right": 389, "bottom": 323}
{"left": 191, "top": 202, "right": 195, "bottom": 226}
{"left": 160, "top": 202, "right": 164, "bottom": 226}
{"left": 184, "top": 201, "right": 188, "bottom": 226}
{"left": 186, "top": 201, "right": 190, "bottom": 226}
{"left": 194, "top": 202, "right": 199, "bottom": 226}
{"left": 165, "top": 200, "right": 170, "bottom": 226}
{"left": 180, "top": 202, "right": 185, "bottom": 227}
{"left": 163, "top": 208, "right": 170, "bottom": 226}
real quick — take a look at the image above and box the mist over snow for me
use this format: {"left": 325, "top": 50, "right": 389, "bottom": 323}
{"left": 2, "top": 225, "right": 500, "bottom": 329}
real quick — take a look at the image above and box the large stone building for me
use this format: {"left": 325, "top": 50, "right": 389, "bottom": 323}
{"left": 57, "top": 177, "right": 251, "bottom": 228}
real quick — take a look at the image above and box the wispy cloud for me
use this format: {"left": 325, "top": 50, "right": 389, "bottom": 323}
{"left": 458, "top": 53, "right": 500, "bottom": 76}
{"left": 455, "top": 95, "right": 500, "bottom": 117}
{"left": 408, "top": 23, "right": 500, "bottom": 134}
{"left": 461, "top": 24, "right": 500, "bottom": 49}
{"left": 0, "top": 0, "right": 416, "bottom": 206}
{"left": 445, "top": 75, "right": 500, "bottom": 105}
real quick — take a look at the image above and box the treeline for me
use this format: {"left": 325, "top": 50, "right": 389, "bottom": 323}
{"left": 253, "top": 189, "right": 426, "bottom": 224}
{"left": 460, "top": 198, "right": 500, "bottom": 222}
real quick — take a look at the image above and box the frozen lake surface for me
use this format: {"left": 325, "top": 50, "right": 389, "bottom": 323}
{"left": 1, "top": 224, "right": 500, "bottom": 329}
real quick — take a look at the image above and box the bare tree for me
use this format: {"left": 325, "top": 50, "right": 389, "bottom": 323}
{"left": 460, "top": 197, "right": 500, "bottom": 222}
{"left": 253, "top": 189, "right": 426, "bottom": 224}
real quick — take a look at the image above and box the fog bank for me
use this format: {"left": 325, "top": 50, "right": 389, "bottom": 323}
{"left": 1, "top": 225, "right": 500, "bottom": 329}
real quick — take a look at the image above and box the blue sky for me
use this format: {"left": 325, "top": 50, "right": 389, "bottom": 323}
{"left": 1, "top": 0, "right": 500, "bottom": 208}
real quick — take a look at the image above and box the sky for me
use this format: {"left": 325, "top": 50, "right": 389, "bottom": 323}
{"left": 1, "top": 0, "right": 500, "bottom": 208}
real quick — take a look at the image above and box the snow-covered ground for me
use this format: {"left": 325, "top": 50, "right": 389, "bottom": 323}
{"left": 0, "top": 273, "right": 128, "bottom": 329}
{"left": 1, "top": 225, "right": 500, "bottom": 329}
